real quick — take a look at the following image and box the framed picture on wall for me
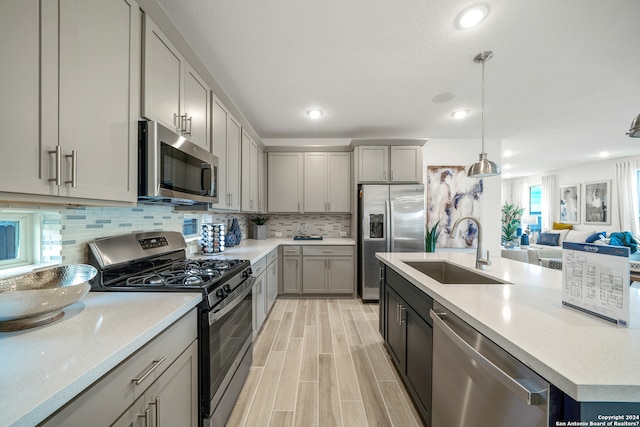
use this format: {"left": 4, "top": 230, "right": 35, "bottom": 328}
{"left": 583, "top": 180, "right": 611, "bottom": 224}
{"left": 559, "top": 184, "right": 580, "bottom": 224}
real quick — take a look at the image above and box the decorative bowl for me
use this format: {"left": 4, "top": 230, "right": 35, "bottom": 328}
{"left": 0, "top": 264, "right": 96, "bottom": 331}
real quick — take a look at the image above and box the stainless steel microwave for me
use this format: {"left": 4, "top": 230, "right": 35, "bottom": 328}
{"left": 138, "top": 120, "right": 218, "bottom": 205}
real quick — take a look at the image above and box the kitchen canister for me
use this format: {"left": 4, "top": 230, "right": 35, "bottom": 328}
{"left": 201, "top": 223, "right": 225, "bottom": 254}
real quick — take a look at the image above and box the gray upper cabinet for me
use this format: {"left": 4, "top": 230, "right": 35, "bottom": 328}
{"left": 268, "top": 153, "right": 303, "bottom": 213}
{"left": 357, "top": 145, "right": 423, "bottom": 183}
{"left": 241, "top": 131, "right": 259, "bottom": 212}
{"left": 143, "top": 15, "right": 210, "bottom": 150}
{"left": 211, "top": 97, "right": 241, "bottom": 210}
{"left": 304, "top": 152, "right": 351, "bottom": 213}
{"left": 0, "top": 0, "right": 139, "bottom": 203}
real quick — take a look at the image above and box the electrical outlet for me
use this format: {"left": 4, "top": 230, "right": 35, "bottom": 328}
{"left": 339, "top": 231, "right": 347, "bottom": 237}
{"left": 275, "top": 231, "right": 283, "bottom": 237}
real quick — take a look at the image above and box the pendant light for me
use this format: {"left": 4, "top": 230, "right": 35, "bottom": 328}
{"left": 627, "top": 113, "right": 640, "bottom": 137}
{"left": 467, "top": 51, "right": 501, "bottom": 178}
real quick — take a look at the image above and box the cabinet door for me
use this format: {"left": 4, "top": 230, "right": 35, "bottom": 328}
{"left": 266, "top": 259, "right": 278, "bottom": 313}
{"left": 302, "top": 257, "right": 327, "bottom": 293}
{"left": 58, "top": 0, "right": 139, "bottom": 202}
{"left": 282, "top": 255, "right": 302, "bottom": 294}
{"left": 328, "top": 153, "right": 351, "bottom": 212}
{"left": 143, "top": 16, "right": 183, "bottom": 133}
{"left": 211, "top": 98, "right": 228, "bottom": 209}
{"left": 304, "top": 153, "right": 328, "bottom": 212}
{"left": 390, "top": 146, "right": 422, "bottom": 183}
{"left": 253, "top": 272, "right": 267, "bottom": 334}
{"left": 241, "top": 132, "right": 258, "bottom": 212}
{"left": 385, "top": 287, "right": 404, "bottom": 368}
{"left": 112, "top": 394, "right": 147, "bottom": 427}
{"left": 405, "top": 307, "right": 432, "bottom": 422}
{"left": 146, "top": 340, "right": 199, "bottom": 427}
{"left": 0, "top": 0, "right": 51, "bottom": 196}
{"left": 358, "top": 146, "right": 388, "bottom": 182}
{"left": 258, "top": 148, "right": 265, "bottom": 212}
{"left": 226, "top": 115, "right": 242, "bottom": 210}
{"left": 327, "top": 256, "right": 354, "bottom": 294}
{"left": 268, "top": 153, "right": 303, "bottom": 213}
{"left": 183, "top": 64, "right": 210, "bottom": 150}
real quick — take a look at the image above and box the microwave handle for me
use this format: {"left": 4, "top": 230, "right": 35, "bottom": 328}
{"left": 201, "top": 163, "right": 213, "bottom": 196}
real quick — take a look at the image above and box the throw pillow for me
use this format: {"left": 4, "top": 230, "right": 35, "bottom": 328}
{"left": 565, "top": 230, "right": 595, "bottom": 243}
{"left": 585, "top": 232, "right": 606, "bottom": 243}
{"left": 552, "top": 222, "right": 573, "bottom": 230}
{"left": 537, "top": 232, "right": 561, "bottom": 246}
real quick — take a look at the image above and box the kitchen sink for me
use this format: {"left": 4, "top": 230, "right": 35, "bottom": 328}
{"left": 404, "top": 261, "right": 510, "bottom": 285}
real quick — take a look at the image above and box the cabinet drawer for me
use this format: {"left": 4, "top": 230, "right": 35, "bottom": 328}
{"left": 252, "top": 257, "right": 267, "bottom": 276}
{"left": 281, "top": 246, "right": 301, "bottom": 256}
{"left": 266, "top": 248, "right": 278, "bottom": 265}
{"left": 303, "top": 246, "right": 353, "bottom": 257}
{"left": 43, "top": 310, "right": 197, "bottom": 426}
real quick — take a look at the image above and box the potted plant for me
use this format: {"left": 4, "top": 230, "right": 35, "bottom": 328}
{"left": 249, "top": 216, "right": 270, "bottom": 240}
{"left": 501, "top": 203, "right": 525, "bottom": 248}
{"left": 425, "top": 219, "right": 441, "bottom": 252}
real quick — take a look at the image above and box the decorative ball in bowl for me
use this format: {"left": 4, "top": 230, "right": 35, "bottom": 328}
{"left": 0, "top": 264, "right": 96, "bottom": 331}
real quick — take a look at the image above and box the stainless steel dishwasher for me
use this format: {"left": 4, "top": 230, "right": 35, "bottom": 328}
{"left": 430, "top": 302, "right": 549, "bottom": 427}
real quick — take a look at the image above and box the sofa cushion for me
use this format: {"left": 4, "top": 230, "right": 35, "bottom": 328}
{"left": 537, "top": 232, "right": 561, "bottom": 246}
{"left": 585, "top": 232, "right": 606, "bottom": 243}
{"left": 565, "top": 230, "right": 596, "bottom": 243}
{"left": 552, "top": 222, "right": 573, "bottom": 230}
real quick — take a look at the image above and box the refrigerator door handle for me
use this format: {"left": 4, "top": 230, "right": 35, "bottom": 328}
{"left": 386, "top": 201, "right": 392, "bottom": 252}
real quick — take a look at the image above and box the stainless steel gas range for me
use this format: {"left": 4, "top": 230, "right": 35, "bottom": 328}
{"left": 88, "top": 231, "right": 254, "bottom": 427}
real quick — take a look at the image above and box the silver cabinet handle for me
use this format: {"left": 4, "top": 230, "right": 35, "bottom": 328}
{"left": 399, "top": 304, "right": 405, "bottom": 325}
{"left": 148, "top": 397, "right": 160, "bottom": 427}
{"left": 396, "top": 302, "right": 400, "bottom": 324}
{"left": 391, "top": 170, "right": 394, "bottom": 181}
{"left": 132, "top": 356, "right": 167, "bottom": 385}
{"left": 429, "top": 309, "right": 547, "bottom": 405}
{"left": 186, "top": 116, "right": 192, "bottom": 135}
{"left": 48, "top": 146, "right": 61, "bottom": 186}
{"left": 138, "top": 408, "right": 150, "bottom": 427}
{"left": 65, "top": 150, "right": 77, "bottom": 187}
{"left": 173, "top": 113, "right": 180, "bottom": 131}
{"left": 322, "top": 250, "right": 333, "bottom": 254}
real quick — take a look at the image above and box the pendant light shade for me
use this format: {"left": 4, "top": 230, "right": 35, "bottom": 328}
{"left": 468, "top": 51, "right": 500, "bottom": 178}
{"left": 627, "top": 113, "right": 640, "bottom": 137}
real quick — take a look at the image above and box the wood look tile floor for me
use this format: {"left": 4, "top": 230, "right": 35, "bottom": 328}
{"left": 227, "top": 298, "right": 424, "bottom": 427}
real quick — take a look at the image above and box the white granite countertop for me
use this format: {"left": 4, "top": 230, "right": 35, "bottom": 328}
{"left": 0, "top": 292, "right": 201, "bottom": 427}
{"left": 376, "top": 251, "right": 640, "bottom": 403}
{"left": 196, "top": 237, "right": 355, "bottom": 265}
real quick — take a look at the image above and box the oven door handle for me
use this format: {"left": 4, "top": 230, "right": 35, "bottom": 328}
{"left": 208, "top": 277, "right": 256, "bottom": 324}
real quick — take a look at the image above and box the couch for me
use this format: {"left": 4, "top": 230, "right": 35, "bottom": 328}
{"left": 526, "top": 227, "right": 605, "bottom": 267}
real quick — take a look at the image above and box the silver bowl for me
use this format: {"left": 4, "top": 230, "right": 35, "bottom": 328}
{"left": 0, "top": 264, "right": 96, "bottom": 331}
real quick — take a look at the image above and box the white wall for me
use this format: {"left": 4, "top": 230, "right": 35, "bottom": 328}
{"left": 423, "top": 138, "right": 502, "bottom": 257}
{"left": 506, "top": 154, "right": 640, "bottom": 233}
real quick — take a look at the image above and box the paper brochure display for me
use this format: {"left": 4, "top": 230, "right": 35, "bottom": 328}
{"left": 562, "top": 242, "right": 630, "bottom": 327}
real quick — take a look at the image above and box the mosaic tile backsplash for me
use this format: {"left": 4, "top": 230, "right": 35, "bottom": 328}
{"left": 3, "top": 204, "right": 351, "bottom": 267}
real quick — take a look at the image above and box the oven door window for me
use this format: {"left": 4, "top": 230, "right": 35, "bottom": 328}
{"left": 160, "top": 142, "right": 211, "bottom": 196}
{"left": 207, "top": 290, "right": 252, "bottom": 398}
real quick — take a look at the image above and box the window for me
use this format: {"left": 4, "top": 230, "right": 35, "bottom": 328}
{"left": 529, "top": 185, "right": 542, "bottom": 232}
{"left": 0, "top": 213, "right": 34, "bottom": 269}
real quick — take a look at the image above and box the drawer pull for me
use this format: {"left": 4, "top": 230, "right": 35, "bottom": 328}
{"left": 132, "top": 356, "right": 166, "bottom": 385}
{"left": 149, "top": 397, "right": 160, "bottom": 426}
{"left": 322, "top": 250, "right": 333, "bottom": 253}
{"left": 138, "top": 408, "right": 150, "bottom": 427}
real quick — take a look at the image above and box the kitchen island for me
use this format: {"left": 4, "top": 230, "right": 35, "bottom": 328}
{"left": 376, "top": 251, "right": 640, "bottom": 405}
{"left": 0, "top": 292, "right": 201, "bottom": 427}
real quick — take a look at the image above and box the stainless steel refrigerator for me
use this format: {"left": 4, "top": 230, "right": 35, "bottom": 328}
{"left": 358, "top": 184, "right": 425, "bottom": 301}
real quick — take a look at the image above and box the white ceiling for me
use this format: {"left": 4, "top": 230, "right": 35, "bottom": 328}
{"left": 155, "top": 0, "right": 640, "bottom": 178}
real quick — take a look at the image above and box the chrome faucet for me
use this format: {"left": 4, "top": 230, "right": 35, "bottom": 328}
{"left": 451, "top": 216, "right": 491, "bottom": 270}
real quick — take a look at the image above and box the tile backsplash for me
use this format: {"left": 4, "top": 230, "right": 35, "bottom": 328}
{"left": 1, "top": 203, "right": 351, "bottom": 267}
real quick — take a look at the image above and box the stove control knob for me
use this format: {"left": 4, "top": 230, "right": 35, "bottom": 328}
{"left": 216, "top": 288, "right": 225, "bottom": 299}
{"left": 223, "top": 284, "right": 231, "bottom": 295}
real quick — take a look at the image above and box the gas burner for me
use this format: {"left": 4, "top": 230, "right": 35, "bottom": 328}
{"left": 164, "top": 274, "right": 204, "bottom": 287}
{"left": 127, "top": 274, "right": 166, "bottom": 286}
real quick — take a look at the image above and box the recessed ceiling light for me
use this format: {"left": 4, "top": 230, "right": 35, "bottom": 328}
{"left": 502, "top": 164, "right": 512, "bottom": 170}
{"left": 503, "top": 151, "right": 513, "bottom": 158}
{"left": 306, "top": 109, "right": 323, "bottom": 119}
{"left": 451, "top": 109, "right": 470, "bottom": 119}
{"left": 599, "top": 151, "right": 610, "bottom": 158}
{"left": 455, "top": 4, "right": 489, "bottom": 29}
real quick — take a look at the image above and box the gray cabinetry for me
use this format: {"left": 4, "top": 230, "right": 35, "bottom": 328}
{"left": 281, "top": 246, "right": 302, "bottom": 294}
{"left": 43, "top": 310, "right": 198, "bottom": 426}
{"left": 265, "top": 249, "right": 278, "bottom": 311}
{"left": 268, "top": 153, "right": 303, "bottom": 213}
{"left": 302, "top": 246, "right": 354, "bottom": 294}
{"left": 382, "top": 266, "right": 432, "bottom": 425}
{"left": 211, "top": 97, "right": 241, "bottom": 210}
{"left": 357, "top": 145, "right": 423, "bottom": 183}
{"left": 252, "top": 257, "right": 267, "bottom": 335}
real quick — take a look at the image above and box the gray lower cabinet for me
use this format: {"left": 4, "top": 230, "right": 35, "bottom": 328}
{"left": 42, "top": 310, "right": 198, "bottom": 427}
{"left": 281, "top": 246, "right": 302, "bottom": 294}
{"left": 383, "top": 267, "right": 432, "bottom": 426}
{"left": 265, "top": 249, "right": 278, "bottom": 310}
{"left": 302, "top": 246, "right": 354, "bottom": 294}
{"left": 252, "top": 257, "right": 267, "bottom": 335}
